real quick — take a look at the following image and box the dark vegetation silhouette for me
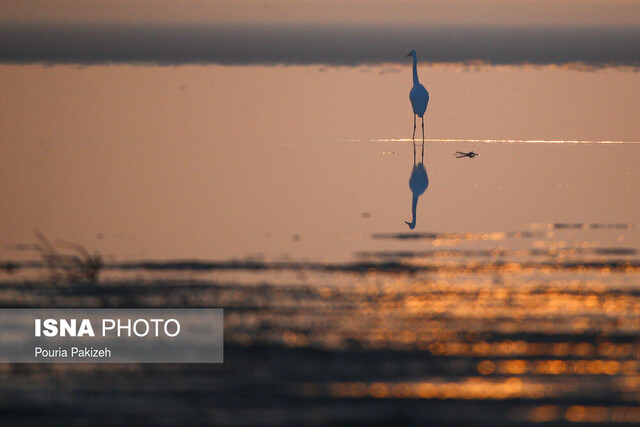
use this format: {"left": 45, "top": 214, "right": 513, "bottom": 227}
{"left": 34, "top": 230, "right": 102, "bottom": 283}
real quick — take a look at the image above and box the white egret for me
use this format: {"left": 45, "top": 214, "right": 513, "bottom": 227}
{"left": 405, "top": 50, "right": 429, "bottom": 141}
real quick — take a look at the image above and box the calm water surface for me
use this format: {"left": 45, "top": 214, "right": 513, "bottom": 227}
{"left": 1, "top": 64, "right": 640, "bottom": 425}
{"left": 1, "top": 64, "right": 639, "bottom": 264}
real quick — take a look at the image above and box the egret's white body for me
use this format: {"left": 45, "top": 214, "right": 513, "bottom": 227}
{"left": 406, "top": 50, "right": 429, "bottom": 140}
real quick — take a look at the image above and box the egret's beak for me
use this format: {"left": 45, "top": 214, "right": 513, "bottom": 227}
{"left": 405, "top": 53, "right": 412, "bottom": 57}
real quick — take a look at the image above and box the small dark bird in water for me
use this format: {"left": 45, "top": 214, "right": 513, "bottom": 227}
{"left": 455, "top": 151, "right": 478, "bottom": 159}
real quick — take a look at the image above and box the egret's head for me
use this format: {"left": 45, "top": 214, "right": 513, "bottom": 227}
{"left": 405, "top": 220, "right": 416, "bottom": 230}
{"left": 405, "top": 50, "right": 417, "bottom": 58}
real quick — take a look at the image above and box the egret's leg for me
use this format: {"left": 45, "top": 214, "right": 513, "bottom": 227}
{"left": 413, "top": 140, "right": 416, "bottom": 164}
{"left": 421, "top": 116, "right": 425, "bottom": 142}
{"left": 412, "top": 115, "right": 416, "bottom": 141}
{"left": 421, "top": 140, "right": 424, "bottom": 162}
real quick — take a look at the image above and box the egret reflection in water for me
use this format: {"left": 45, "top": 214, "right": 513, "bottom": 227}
{"left": 405, "top": 142, "right": 429, "bottom": 229}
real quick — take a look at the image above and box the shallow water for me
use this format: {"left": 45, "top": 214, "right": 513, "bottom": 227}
{"left": 1, "top": 64, "right": 639, "bottom": 265}
{"left": 1, "top": 64, "right": 640, "bottom": 425}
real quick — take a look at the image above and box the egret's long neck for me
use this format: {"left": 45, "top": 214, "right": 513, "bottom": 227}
{"left": 407, "top": 193, "right": 419, "bottom": 228}
{"left": 412, "top": 55, "right": 420, "bottom": 86}
{"left": 411, "top": 192, "right": 419, "bottom": 219}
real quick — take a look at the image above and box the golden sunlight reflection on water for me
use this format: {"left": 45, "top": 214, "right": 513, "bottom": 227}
{"left": 350, "top": 138, "right": 640, "bottom": 144}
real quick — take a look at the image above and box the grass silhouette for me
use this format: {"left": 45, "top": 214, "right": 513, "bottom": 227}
{"left": 34, "top": 230, "right": 102, "bottom": 283}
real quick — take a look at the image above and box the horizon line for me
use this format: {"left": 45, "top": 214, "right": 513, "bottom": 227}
{"left": 1, "top": 24, "right": 639, "bottom": 66}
